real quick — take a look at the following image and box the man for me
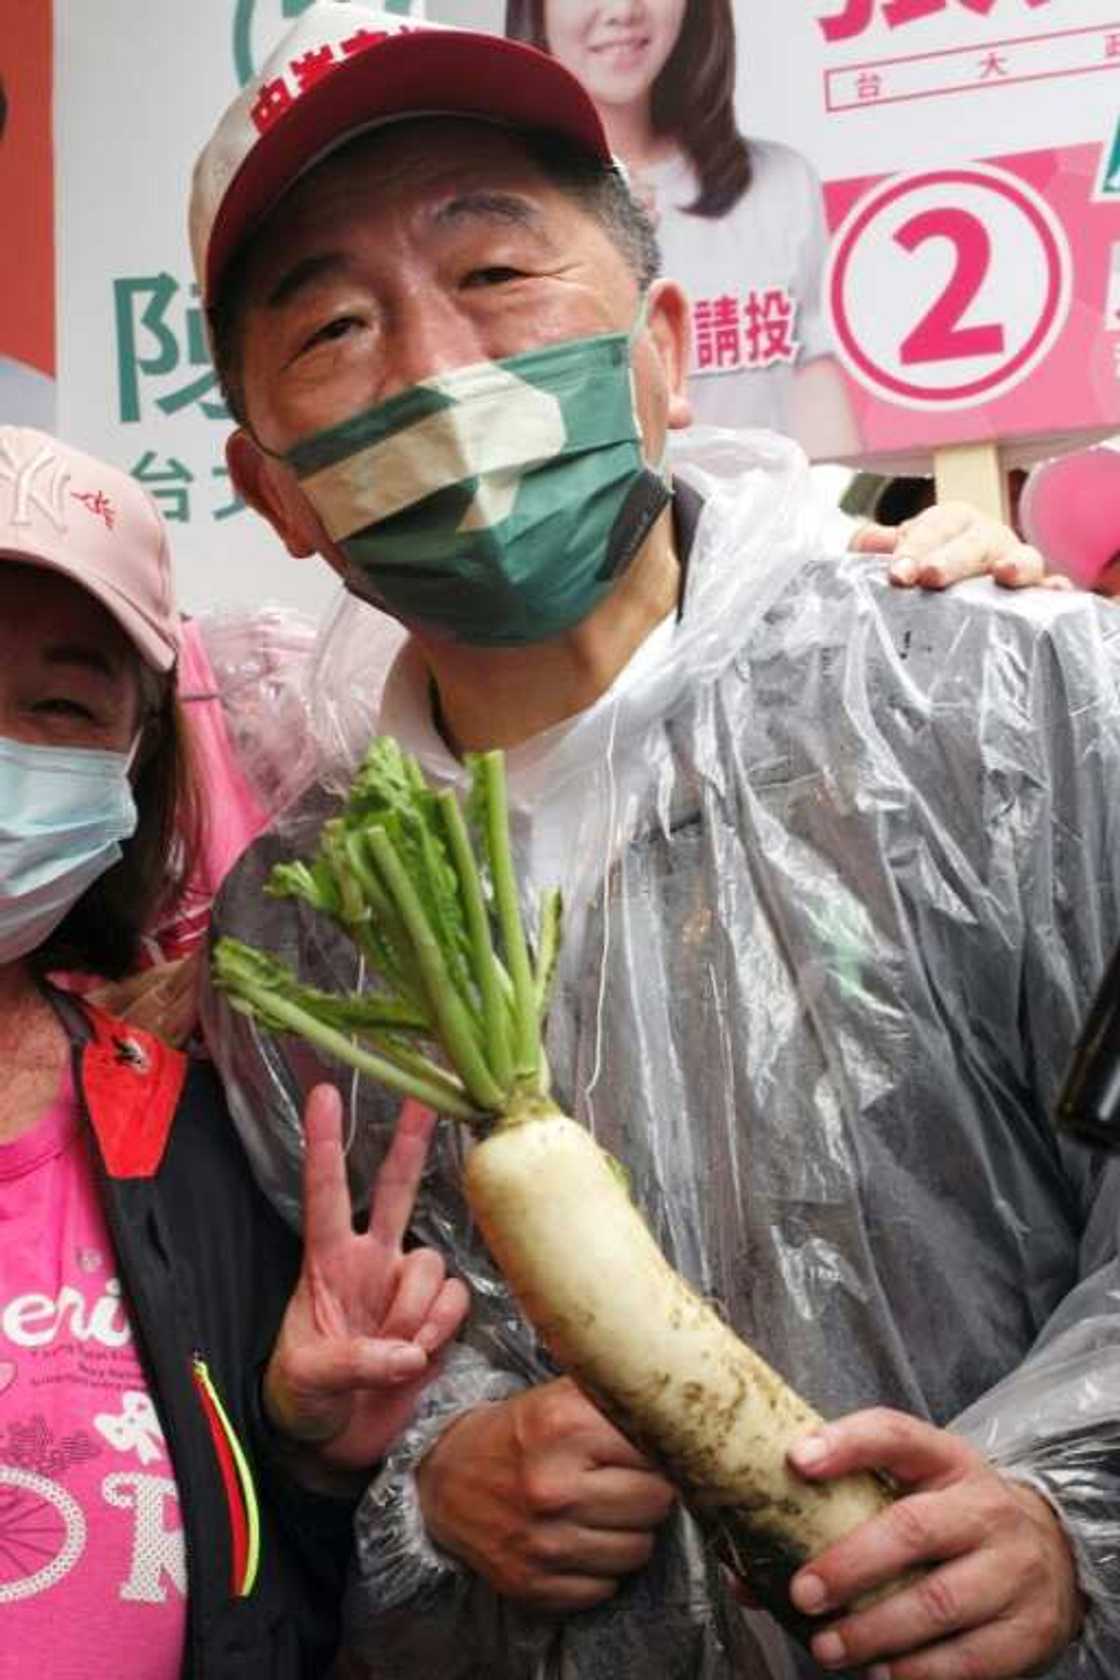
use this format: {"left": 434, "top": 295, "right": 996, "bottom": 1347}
{"left": 193, "top": 7, "right": 1120, "bottom": 1677}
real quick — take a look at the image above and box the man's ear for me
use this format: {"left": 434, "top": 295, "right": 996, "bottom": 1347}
{"left": 645, "top": 279, "right": 693, "bottom": 431}
{"left": 226, "top": 429, "right": 328, "bottom": 560}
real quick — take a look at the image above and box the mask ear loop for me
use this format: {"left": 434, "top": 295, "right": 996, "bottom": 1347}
{"left": 123, "top": 730, "right": 145, "bottom": 775}
{"left": 128, "top": 660, "right": 177, "bottom": 777}
{"left": 627, "top": 289, "right": 673, "bottom": 490}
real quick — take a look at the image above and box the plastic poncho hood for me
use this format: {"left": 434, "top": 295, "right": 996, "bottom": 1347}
{"left": 205, "top": 429, "right": 1120, "bottom": 1680}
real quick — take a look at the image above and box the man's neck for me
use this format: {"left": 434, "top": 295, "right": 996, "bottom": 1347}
{"left": 414, "top": 515, "right": 680, "bottom": 754}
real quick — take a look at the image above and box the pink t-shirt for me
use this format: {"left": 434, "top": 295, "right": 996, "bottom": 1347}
{"left": 0, "top": 1068, "right": 186, "bottom": 1677}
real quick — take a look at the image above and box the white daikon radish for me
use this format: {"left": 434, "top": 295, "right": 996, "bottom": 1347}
{"left": 214, "top": 738, "right": 899, "bottom": 1632}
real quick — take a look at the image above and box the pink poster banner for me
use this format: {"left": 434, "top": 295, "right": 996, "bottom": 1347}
{"left": 436, "top": 0, "right": 1120, "bottom": 464}
{"left": 824, "top": 141, "right": 1117, "bottom": 454}
{"left": 756, "top": 2, "right": 1120, "bottom": 461}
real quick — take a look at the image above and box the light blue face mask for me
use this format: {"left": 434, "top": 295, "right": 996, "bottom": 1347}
{"left": 0, "top": 733, "right": 139, "bottom": 965}
{"left": 279, "top": 312, "right": 672, "bottom": 647}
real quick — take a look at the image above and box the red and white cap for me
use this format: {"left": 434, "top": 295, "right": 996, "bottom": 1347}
{"left": 190, "top": 2, "right": 612, "bottom": 306}
{"left": 1020, "top": 441, "right": 1120, "bottom": 590}
{"left": 0, "top": 427, "right": 180, "bottom": 672}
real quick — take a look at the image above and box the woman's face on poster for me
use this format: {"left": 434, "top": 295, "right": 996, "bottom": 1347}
{"left": 543, "top": 0, "right": 688, "bottom": 108}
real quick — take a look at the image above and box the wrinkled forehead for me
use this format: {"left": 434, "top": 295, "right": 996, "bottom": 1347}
{"left": 235, "top": 116, "right": 587, "bottom": 289}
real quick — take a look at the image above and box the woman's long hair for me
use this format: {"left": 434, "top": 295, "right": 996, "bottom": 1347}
{"left": 505, "top": 0, "right": 751, "bottom": 218}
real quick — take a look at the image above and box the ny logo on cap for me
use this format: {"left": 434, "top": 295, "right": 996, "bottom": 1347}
{"left": 0, "top": 434, "right": 70, "bottom": 532}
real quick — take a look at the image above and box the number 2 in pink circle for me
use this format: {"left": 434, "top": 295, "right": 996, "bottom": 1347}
{"left": 827, "top": 164, "right": 1071, "bottom": 409}
{"left": 895, "top": 208, "right": 1006, "bottom": 366}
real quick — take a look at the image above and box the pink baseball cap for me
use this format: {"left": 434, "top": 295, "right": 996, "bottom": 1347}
{"left": 0, "top": 427, "right": 180, "bottom": 672}
{"left": 190, "top": 2, "right": 613, "bottom": 306}
{"left": 1019, "top": 443, "right": 1120, "bottom": 590}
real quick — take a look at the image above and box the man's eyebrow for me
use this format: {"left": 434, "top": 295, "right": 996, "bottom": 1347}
{"left": 41, "top": 642, "right": 121, "bottom": 683}
{"left": 266, "top": 252, "right": 351, "bottom": 309}
{"left": 432, "top": 191, "right": 548, "bottom": 235}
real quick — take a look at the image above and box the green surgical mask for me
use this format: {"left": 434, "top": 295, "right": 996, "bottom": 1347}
{"left": 280, "top": 318, "right": 672, "bottom": 646}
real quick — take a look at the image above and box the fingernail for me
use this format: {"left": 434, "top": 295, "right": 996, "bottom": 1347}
{"left": 890, "top": 558, "right": 916, "bottom": 584}
{"left": 791, "top": 1431, "right": 829, "bottom": 1469}
{"left": 389, "top": 1345, "right": 426, "bottom": 1380}
{"left": 415, "top": 1324, "right": 442, "bottom": 1352}
{"left": 813, "top": 1629, "right": 846, "bottom": 1666}
{"left": 791, "top": 1570, "right": 828, "bottom": 1613}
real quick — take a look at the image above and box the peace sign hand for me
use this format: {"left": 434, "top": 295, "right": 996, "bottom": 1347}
{"left": 263, "top": 1085, "right": 470, "bottom": 1472}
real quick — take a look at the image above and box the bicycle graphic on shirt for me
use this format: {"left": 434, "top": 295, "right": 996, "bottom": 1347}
{"left": 0, "top": 1465, "right": 86, "bottom": 1601}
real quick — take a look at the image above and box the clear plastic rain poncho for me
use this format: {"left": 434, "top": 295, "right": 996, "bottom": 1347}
{"left": 203, "top": 429, "right": 1120, "bottom": 1679}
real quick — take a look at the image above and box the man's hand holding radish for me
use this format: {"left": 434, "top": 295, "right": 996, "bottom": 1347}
{"left": 417, "top": 1376, "right": 676, "bottom": 1610}
{"left": 422, "top": 1386, "right": 1084, "bottom": 1677}
{"left": 782, "top": 1408, "right": 1083, "bottom": 1679}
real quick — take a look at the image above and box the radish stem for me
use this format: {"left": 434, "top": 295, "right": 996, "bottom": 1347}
{"left": 213, "top": 736, "right": 906, "bottom": 1639}
{"left": 438, "top": 788, "right": 514, "bottom": 1092}
{"left": 213, "top": 943, "right": 476, "bottom": 1120}
{"left": 473, "top": 750, "right": 540, "bottom": 1084}
{"left": 365, "top": 827, "right": 505, "bottom": 1112}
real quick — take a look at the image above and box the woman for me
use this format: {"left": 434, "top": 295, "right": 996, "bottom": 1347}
{"left": 0, "top": 427, "right": 468, "bottom": 1677}
{"left": 86, "top": 602, "right": 322, "bottom": 1044}
{"left": 505, "top": 0, "right": 861, "bottom": 456}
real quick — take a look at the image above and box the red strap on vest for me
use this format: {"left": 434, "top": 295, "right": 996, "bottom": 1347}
{"left": 80, "top": 1002, "right": 187, "bottom": 1178}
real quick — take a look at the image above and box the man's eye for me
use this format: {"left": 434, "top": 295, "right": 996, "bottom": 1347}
{"left": 461, "top": 266, "right": 524, "bottom": 289}
{"left": 302, "top": 315, "right": 363, "bottom": 352}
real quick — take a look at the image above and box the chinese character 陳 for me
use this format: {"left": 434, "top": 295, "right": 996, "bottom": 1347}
{"left": 132, "top": 452, "right": 194, "bottom": 523}
{"left": 114, "top": 273, "right": 179, "bottom": 423}
{"left": 743, "top": 290, "right": 799, "bottom": 368}
{"left": 113, "top": 275, "right": 228, "bottom": 424}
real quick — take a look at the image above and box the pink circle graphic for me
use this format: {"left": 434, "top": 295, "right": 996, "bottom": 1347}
{"left": 829, "top": 166, "right": 1071, "bottom": 408}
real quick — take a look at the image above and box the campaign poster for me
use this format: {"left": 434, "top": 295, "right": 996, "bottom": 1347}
{"left": 52, "top": 0, "right": 1120, "bottom": 516}
{"left": 0, "top": 0, "right": 55, "bottom": 429}
{"left": 52, "top": 0, "right": 415, "bottom": 615}
{"left": 436, "top": 0, "right": 1120, "bottom": 467}
{"left": 753, "top": 1, "right": 1120, "bottom": 466}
